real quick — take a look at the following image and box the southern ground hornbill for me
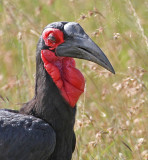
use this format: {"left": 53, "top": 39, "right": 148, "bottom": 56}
{"left": 0, "top": 22, "right": 115, "bottom": 160}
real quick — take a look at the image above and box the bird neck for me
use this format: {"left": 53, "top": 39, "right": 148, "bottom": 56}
{"left": 35, "top": 49, "right": 76, "bottom": 160}
{"left": 20, "top": 38, "right": 77, "bottom": 160}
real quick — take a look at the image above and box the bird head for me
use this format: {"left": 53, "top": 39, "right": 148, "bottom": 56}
{"left": 40, "top": 22, "right": 115, "bottom": 107}
{"left": 41, "top": 22, "right": 115, "bottom": 74}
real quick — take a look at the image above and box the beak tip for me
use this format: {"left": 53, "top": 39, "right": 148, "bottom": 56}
{"left": 106, "top": 63, "right": 115, "bottom": 74}
{"left": 103, "top": 60, "right": 115, "bottom": 74}
{"left": 112, "top": 71, "right": 115, "bottom": 74}
{"left": 111, "top": 68, "right": 115, "bottom": 74}
{"left": 109, "top": 67, "right": 115, "bottom": 74}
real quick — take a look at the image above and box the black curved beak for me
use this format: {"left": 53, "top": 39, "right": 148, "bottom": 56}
{"left": 56, "top": 35, "right": 115, "bottom": 74}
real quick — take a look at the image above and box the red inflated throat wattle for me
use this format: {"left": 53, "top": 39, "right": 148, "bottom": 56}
{"left": 41, "top": 28, "right": 85, "bottom": 107}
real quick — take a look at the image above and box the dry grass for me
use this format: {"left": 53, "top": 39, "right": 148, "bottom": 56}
{"left": 0, "top": 0, "right": 148, "bottom": 159}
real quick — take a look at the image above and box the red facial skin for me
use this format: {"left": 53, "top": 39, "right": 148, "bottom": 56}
{"left": 41, "top": 28, "right": 85, "bottom": 107}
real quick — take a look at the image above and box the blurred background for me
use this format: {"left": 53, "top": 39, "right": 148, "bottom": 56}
{"left": 0, "top": 0, "right": 148, "bottom": 159}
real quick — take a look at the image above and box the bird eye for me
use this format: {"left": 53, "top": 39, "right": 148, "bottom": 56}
{"left": 48, "top": 34, "right": 56, "bottom": 43}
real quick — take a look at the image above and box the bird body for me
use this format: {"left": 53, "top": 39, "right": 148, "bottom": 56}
{"left": 0, "top": 22, "right": 115, "bottom": 160}
{"left": 0, "top": 109, "right": 56, "bottom": 160}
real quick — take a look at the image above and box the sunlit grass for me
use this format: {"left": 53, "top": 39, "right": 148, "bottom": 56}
{"left": 0, "top": 0, "right": 148, "bottom": 159}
